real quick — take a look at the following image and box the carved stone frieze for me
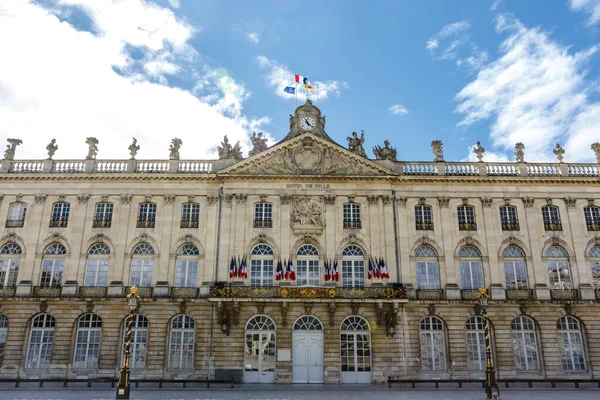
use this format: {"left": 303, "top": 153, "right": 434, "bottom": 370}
{"left": 437, "top": 196, "right": 449, "bottom": 208}
{"left": 207, "top": 195, "right": 218, "bottom": 204}
{"left": 259, "top": 194, "right": 268, "bottom": 203}
{"left": 304, "top": 302, "right": 313, "bottom": 315}
{"left": 164, "top": 194, "right": 176, "bottom": 204}
{"left": 564, "top": 197, "right": 576, "bottom": 208}
{"left": 347, "top": 195, "right": 356, "bottom": 203}
{"left": 224, "top": 194, "right": 234, "bottom": 204}
{"left": 77, "top": 194, "right": 90, "bottom": 204}
{"left": 290, "top": 196, "right": 324, "bottom": 229}
{"left": 522, "top": 197, "right": 534, "bottom": 208}
{"left": 381, "top": 195, "right": 392, "bottom": 205}
{"left": 504, "top": 197, "right": 511, "bottom": 206}
{"left": 350, "top": 302, "right": 360, "bottom": 315}
{"left": 480, "top": 197, "right": 492, "bottom": 207}
{"left": 397, "top": 197, "right": 407, "bottom": 206}
{"left": 461, "top": 197, "right": 469, "bottom": 205}
{"left": 235, "top": 194, "right": 247, "bottom": 204}
{"left": 280, "top": 194, "right": 292, "bottom": 205}
{"left": 366, "top": 195, "right": 378, "bottom": 205}
{"left": 324, "top": 195, "right": 336, "bottom": 205}
{"left": 35, "top": 194, "right": 47, "bottom": 204}
{"left": 120, "top": 194, "right": 133, "bottom": 204}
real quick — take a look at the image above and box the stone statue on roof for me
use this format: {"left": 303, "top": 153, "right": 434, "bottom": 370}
{"left": 347, "top": 130, "right": 366, "bottom": 158}
{"left": 373, "top": 140, "right": 397, "bottom": 161}
{"left": 218, "top": 135, "right": 243, "bottom": 160}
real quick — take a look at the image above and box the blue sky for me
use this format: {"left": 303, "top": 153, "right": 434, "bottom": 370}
{"left": 1, "top": 0, "right": 600, "bottom": 162}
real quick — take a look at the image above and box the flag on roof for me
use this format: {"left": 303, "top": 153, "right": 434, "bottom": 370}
{"left": 304, "top": 84, "right": 314, "bottom": 92}
{"left": 295, "top": 74, "right": 307, "bottom": 83}
{"left": 284, "top": 86, "right": 295, "bottom": 94}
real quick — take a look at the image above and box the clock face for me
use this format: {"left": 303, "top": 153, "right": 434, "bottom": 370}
{"left": 300, "top": 116, "right": 316, "bottom": 131}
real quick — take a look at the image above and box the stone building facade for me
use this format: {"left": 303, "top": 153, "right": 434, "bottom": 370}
{"left": 0, "top": 100, "right": 599, "bottom": 384}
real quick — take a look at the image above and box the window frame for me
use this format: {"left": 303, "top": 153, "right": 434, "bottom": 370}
{"left": 250, "top": 244, "right": 274, "bottom": 287}
{"left": 557, "top": 316, "right": 587, "bottom": 372}
{"left": 84, "top": 244, "right": 110, "bottom": 287}
{"left": 499, "top": 206, "right": 519, "bottom": 231}
{"left": 415, "top": 246, "right": 440, "bottom": 289}
{"left": 72, "top": 314, "right": 102, "bottom": 370}
{"left": 341, "top": 245, "right": 365, "bottom": 289}
{"left": 168, "top": 315, "right": 196, "bottom": 371}
{"left": 181, "top": 203, "right": 200, "bottom": 229}
{"left": 415, "top": 205, "right": 433, "bottom": 230}
{"left": 0, "top": 243, "right": 21, "bottom": 288}
{"left": 457, "top": 205, "right": 477, "bottom": 230}
{"left": 542, "top": 205, "right": 562, "bottom": 231}
{"left": 174, "top": 244, "right": 199, "bottom": 288}
{"left": 459, "top": 246, "right": 484, "bottom": 290}
{"left": 25, "top": 314, "right": 56, "bottom": 369}
{"left": 296, "top": 244, "right": 320, "bottom": 286}
{"left": 122, "top": 314, "right": 149, "bottom": 370}
{"left": 253, "top": 203, "right": 273, "bottom": 228}
{"left": 40, "top": 244, "right": 66, "bottom": 287}
{"left": 511, "top": 316, "right": 540, "bottom": 371}
{"left": 137, "top": 202, "right": 157, "bottom": 228}
{"left": 502, "top": 246, "right": 528, "bottom": 289}
{"left": 49, "top": 202, "right": 70, "bottom": 228}
{"left": 93, "top": 202, "right": 113, "bottom": 228}
{"left": 466, "top": 316, "right": 488, "bottom": 371}
{"left": 0, "top": 314, "right": 7, "bottom": 368}
{"left": 6, "top": 202, "right": 27, "bottom": 228}
{"left": 343, "top": 203, "right": 361, "bottom": 229}
{"left": 419, "top": 316, "right": 447, "bottom": 371}
{"left": 129, "top": 243, "right": 155, "bottom": 288}
{"left": 589, "top": 246, "right": 600, "bottom": 289}
{"left": 584, "top": 206, "right": 600, "bottom": 231}
{"left": 546, "top": 246, "right": 572, "bottom": 289}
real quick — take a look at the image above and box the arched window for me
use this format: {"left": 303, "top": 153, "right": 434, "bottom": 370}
{"left": 168, "top": 315, "right": 195, "bottom": 371}
{"left": 500, "top": 205, "right": 519, "bottom": 231}
{"left": 503, "top": 246, "right": 528, "bottom": 289}
{"left": 137, "top": 202, "right": 157, "bottom": 228}
{"left": 175, "top": 244, "right": 199, "bottom": 288}
{"left": 181, "top": 203, "right": 200, "bottom": 228}
{"left": 296, "top": 244, "right": 320, "bottom": 286}
{"left": 546, "top": 246, "right": 571, "bottom": 289}
{"left": 254, "top": 203, "right": 273, "bottom": 228}
{"left": 0, "top": 243, "right": 21, "bottom": 288}
{"left": 340, "top": 316, "right": 371, "bottom": 374}
{"left": 26, "top": 314, "right": 56, "bottom": 369}
{"left": 341, "top": 245, "right": 365, "bottom": 289}
{"left": 122, "top": 314, "right": 148, "bottom": 369}
{"left": 419, "top": 316, "right": 446, "bottom": 371}
{"left": 49, "top": 202, "right": 70, "bottom": 228}
{"left": 245, "top": 316, "right": 276, "bottom": 382}
{"left": 466, "top": 316, "right": 488, "bottom": 371}
{"left": 457, "top": 205, "right": 476, "bottom": 230}
{"left": 511, "top": 316, "right": 540, "bottom": 371}
{"left": 459, "top": 246, "right": 484, "bottom": 289}
{"left": 93, "top": 202, "right": 113, "bottom": 228}
{"left": 41, "top": 243, "right": 66, "bottom": 287}
{"left": 130, "top": 243, "right": 155, "bottom": 288}
{"left": 542, "top": 205, "right": 562, "bottom": 231}
{"left": 250, "top": 244, "right": 274, "bottom": 287}
{"left": 6, "top": 202, "right": 27, "bottom": 227}
{"left": 415, "top": 205, "right": 433, "bottom": 230}
{"left": 584, "top": 206, "right": 600, "bottom": 231}
{"left": 343, "top": 203, "right": 361, "bottom": 229}
{"left": 415, "top": 245, "right": 440, "bottom": 289}
{"left": 557, "top": 316, "right": 586, "bottom": 371}
{"left": 84, "top": 243, "right": 110, "bottom": 287}
{"left": 589, "top": 246, "right": 600, "bottom": 289}
{"left": 293, "top": 315, "right": 323, "bottom": 331}
{"left": 0, "top": 315, "right": 7, "bottom": 368}
{"left": 73, "top": 314, "right": 102, "bottom": 369}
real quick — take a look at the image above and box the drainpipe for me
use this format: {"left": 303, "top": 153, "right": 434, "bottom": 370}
{"left": 213, "top": 184, "right": 224, "bottom": 283}
{"left": 392, "top": 190, "right": 401, "bottom": 284}
{"left": 209, "top": 302, "right": 215, "bottom": 380}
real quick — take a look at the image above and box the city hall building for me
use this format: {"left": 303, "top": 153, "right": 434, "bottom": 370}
{"left": 0, "top": 99, "right": 599, "bottom": 385}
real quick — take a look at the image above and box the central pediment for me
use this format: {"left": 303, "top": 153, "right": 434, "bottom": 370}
{"left": 219, "top": 134, "right": 397, "bottom": 177}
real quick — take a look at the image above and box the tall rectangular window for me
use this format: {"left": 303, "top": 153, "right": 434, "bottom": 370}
{"left": 49, "top": 202, "right": 70, "bottom": 228}
{"left": 542, "top": 206, "right": 562, "bottom": 231}
{"left": 250, "top": 259, "right": 274, "bottom": 287}
{"left": 130, "top": 260, "right": 154, "bottom": 287}
{"left": 500, "top": 206, "right": 519, "bottom": 231}
{"left": 343, "top": 203, "right": 361, "bottom": 229}
{"left": 137, "top": 203, "right": 156, "bottom": 228}
{"left": 254, "top": 203, "right": 272, "bottom": 228}
{"left": 181, "top": 203, "right": 200, "bottom": 228}
{"left": 416, "top": 261, "right": 440, "bottom": 289}
{"left": 174, "top": 260, "right": 198, "bottom": 288}
{"left": 415, "top": 205, "right": 433, "bottom": 230}
{"left": 41, "top": 259, "right": 64, "bottom": 287}
{"left": 93, "top": 203, "right": 113, "bottom": 228}
{"left": 296, "top": 260, "right": 320, "bottom": 286}
{"left": 6, "top": 202, "right": 26, "bottom": 227}
{"left": 457, "top": 205, "right": 476, "bottom": 230}
{"left": 584, "top": 206, "right": 600, "bottom": 231}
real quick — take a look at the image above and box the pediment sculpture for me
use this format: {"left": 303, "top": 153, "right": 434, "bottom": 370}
{"left": 373, "top": 140, "right": 397, "bottom": 161}
{"left": 347, "top": 130, "right": 366, "bottom": 157}
{"left": 249, "top": 131, "right": 268, "bottom": 157}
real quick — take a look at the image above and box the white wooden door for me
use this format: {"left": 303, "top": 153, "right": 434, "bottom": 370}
{"left": 244, "top": 332, "right": 276, "bottom": 383}
{"left": 292, "top": 332, "right": 324, "bottom": 383}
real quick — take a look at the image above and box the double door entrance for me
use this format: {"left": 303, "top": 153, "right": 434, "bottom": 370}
{"left": 244, "top": 315, "right": 277, "bottom": 383}
{"left": 292, "top": 315, "right": 324, "bottom": 383}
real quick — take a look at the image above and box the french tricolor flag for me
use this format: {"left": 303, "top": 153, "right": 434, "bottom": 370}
{"left": 294, "top": 74, "right": 308, "bottom": 85}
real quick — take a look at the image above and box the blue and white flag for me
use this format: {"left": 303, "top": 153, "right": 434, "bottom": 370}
{"left": 283, "top": 86, "right": 295, "bottom": 94}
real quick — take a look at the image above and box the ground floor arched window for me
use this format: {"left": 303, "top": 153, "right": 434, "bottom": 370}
{"left": 511, "top": 316, "right": 540, "bottom": 371}
{"left": 419, "top": 316, "right": 446, "bottom": 371}
{"left": 557, "top": 316, "right": 586, "bottom": 371}
{"left": 244, "top": 315, "right": 276, "bottom": 383}
{"left": 340, "top": 316, "right": 372, "bottom": 383}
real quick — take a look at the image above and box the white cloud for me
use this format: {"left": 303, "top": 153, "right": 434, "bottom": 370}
{"left": 256, "top": 56, "right": 348, "bottom": 100}
{"left": 0, "top": 0, "right": 269, "bottom": 160}
{"left": 570, "top": 0, "right": 600, "bottom": 25}
{"left": 168, "top": 0, "right": 181, "bottom": 9}
{"left": 426, "top": 21, "right": 470, "bottom": 56}
{"left": 455, "top": 14, "right": 600, "bottom": 162}
{"left": 247, "top": 32, "right": 260, "bottom": 44}
{"left": 462, "top": 144, "right": 510, "bottom": 163}
{"left": 426, "top": 20, "right": 485, "bottom": 70}
{"left": 388, "top": 105, "right": 409, "bottom": 115}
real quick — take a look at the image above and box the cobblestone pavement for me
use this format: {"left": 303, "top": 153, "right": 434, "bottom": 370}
{"left": 1, "top": 387, "right": 600, "bottom": 400}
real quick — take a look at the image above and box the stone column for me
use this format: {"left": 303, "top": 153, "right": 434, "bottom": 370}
{"left": 522, "top": 198, "right": 549, "bottom": 300}
{"left": 480, "top": 197, "right": 505, "bottom": 300}
{"left": 324, "top": 194, "right": 336, "bottom": 263}
{"left": 382, "top": 195, "right": 396, "bottom": 282}
{"left": 156, "top": 194, "right": 176, "bottom": 292}
{"left": 564, "top": 198, "right": 595, "bottom": 299}
{"left": 201, "top": 195, "right": 217, "bottom": 287}
{"left": 440, "top": 198, "right": 459, "bottom": 299}
{"left": 396, "top": 197, "right": 412, "bottom": 290}
{"left": 19, "top": 195, "right": 48, "bottom": 294}
{"left": 279, "top": 194, "right": 292, "bottom": 261}
{"left": 65, "top": 194, "right": 90, "bottom": 285}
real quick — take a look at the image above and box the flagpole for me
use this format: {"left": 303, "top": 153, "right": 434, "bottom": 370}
{"left": 295, "top": 82, "right": 298, "bottom": 107}
{"left": 316, "top": 84, "right": 319, "bottom": 103}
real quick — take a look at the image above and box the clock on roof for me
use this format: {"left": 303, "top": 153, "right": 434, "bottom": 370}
{"left": 300, "top": 116, "right": 316, "bottom": 131}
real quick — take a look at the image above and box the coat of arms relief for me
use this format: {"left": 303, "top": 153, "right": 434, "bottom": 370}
{"left": 290, "top": 196, "right": 325, "bottom": 232}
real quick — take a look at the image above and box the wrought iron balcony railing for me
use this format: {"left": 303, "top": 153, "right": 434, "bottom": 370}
{"left": 544, "top": 222, "right": 562, "bottom": 231}
{"left": 78, "top": 286, "right": 108, "bottom": 298}
{"left": 180, "top": 219, "right": 199, "bottom": 228}
{"left": 92, "top": 218, "right": 112, "bottom": 228}
{"left": 415, "top": 222, "right": 434, "bottom": 230}
{"left": 458, "top": 222, "right": 477, "bottom": 231}
{"left": 171, "top": 287, "right": 199, "bottom": 298}
{"left": 461, "top": 289, "right": 480, "bottom": 300}
{"left": 0, "top": 286, "right": 16, "bottom": 297}
{"left": 506, "top": 289, "right": 534, "bottom": 300}
{"left": 253, "top": 219, "right": 273, "bottom": 228}
{"left": 587, "top": 223, "right": 600, "bottom": 231}
{"left": 49, "top": 217, "right": 68, "bottom": 228}
{"left": 5, "top": 219, "right": 24, "bottom": 228}
{"left": 126, "top": 286, "right": 153, "bottom": 298}
{"left": 550, "top": 289, "right": 579, "bottom": 300}
{"left": 416, "top": 289, "right": 444, "bottom": 300}
{"left": 136, "top": 219, "right": 155, "bottom": 229}
{"left": 33, "top": 286, "right": 62, "bottom": 297}
{"left": 343, "top": 220, "right": 362, "bottom": 229}
{"left": 209, "top": 285, "right": 406, "bottom": 299}
{"left": 501, "top": 221, "right": 520, "bottom": 231}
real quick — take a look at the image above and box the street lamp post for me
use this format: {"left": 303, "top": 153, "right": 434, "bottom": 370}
{"left": 476, "top": 287, "right": 500, "bottom": 399}
{"left": 116, "top": 286, "right": 140, "bottom": 400}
